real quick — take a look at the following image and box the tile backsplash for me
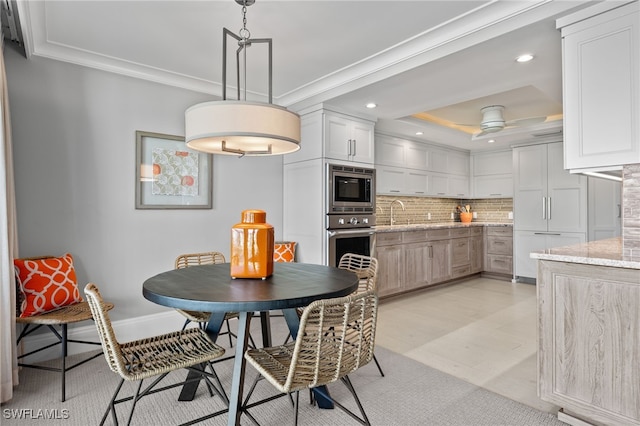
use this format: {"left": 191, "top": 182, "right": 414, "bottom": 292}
{"left": 376, "top": 195, "right": 513, "bottom": 225}
{"left": 622, "top": 164, "right": 640, "bottom": 258}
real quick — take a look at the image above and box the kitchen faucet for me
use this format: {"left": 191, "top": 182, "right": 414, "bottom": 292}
{"left": 390, "top": 199, "right": 405, "bottom": 226}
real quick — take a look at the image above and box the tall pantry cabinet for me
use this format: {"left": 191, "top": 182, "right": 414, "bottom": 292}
{"left": 513, "top": 142, "right": 587, "bottom": 280}
{"left": 282, "top": 106, "right": 375, "bottom": 265}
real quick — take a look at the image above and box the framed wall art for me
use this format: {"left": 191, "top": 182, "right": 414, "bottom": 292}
{"left": 135, "top": 131, "right": 212, "bottom": 209}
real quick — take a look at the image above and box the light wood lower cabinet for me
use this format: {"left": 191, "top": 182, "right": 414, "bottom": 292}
{"left": 376, "top": 233, "right": 404, "bottom": 297}
{"left": 376, "top": 226, "right": 493, "bottom": 297}
{"left": 484, "top": 226, "right": 513, "bottom": 277}
{"left": 429, "top": 240, "right": 451, "bottom": 284}
{"left": 538, "top": 260, "right": 640, "bottom": 426}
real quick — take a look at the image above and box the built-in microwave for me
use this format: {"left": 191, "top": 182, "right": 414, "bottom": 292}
{"left": 327, "top": 164, "right": 376, "bottom": 213}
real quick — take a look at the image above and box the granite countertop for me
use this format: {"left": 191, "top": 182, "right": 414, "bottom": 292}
{"left": 374, "top": 222, "right": 512, "bottom": 232}
{"left": 530, "top": 237, "right": 640, "bottom": 270}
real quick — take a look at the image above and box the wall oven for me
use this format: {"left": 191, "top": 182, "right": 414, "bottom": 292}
{"left": 327, "top": 228, "right": 376, "bottom": 267}
{"left": 326, "top": 163, "right": 376, "bottom": 267}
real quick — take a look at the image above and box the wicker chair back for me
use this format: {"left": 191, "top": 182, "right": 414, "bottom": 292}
{"left": 338, "top": 253, "right": 379, "bottom": 293}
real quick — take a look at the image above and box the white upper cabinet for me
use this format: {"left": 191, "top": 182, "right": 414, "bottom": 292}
{"left": 285, "top": 108, "right": 375, "bottom": 165}
{"left": 375, "top": 134, "right": 469, "bottom": 197}
{"left": 375, "top": 134, "right": 406, "bottom": 167}
{"left": 558, "top": 1, "right": 640, "bottom": 171}
{"left": 324, "top": 112, "right": 375, "bottom": 164}
{"left": 471, "top": 150, "right": 513, "bottom": 198}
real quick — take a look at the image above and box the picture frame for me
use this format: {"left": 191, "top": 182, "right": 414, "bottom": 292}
{"left": 135, "top": 131, "right": 213, "bottom": 209}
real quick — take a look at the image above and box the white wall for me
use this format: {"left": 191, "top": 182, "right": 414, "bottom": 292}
{"left": 5, "top": 46, "right": 284, "bottom": 322}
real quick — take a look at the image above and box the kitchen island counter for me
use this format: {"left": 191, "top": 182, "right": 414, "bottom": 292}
{"left": 533, "top": 237, "right": 640, "bottom": 426}
{"left": 530, "top": 236, "right": 640, "bottom": 270}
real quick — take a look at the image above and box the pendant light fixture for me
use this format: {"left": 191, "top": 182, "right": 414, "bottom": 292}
{"left": 185, "top": 0, "right": 300, "bottom": 156}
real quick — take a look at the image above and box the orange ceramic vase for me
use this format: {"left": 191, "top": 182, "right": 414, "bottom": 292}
{"left": 230, "top": 209, "right": 274, "bottom": 279}
{"left": 460, "top": 212, "right": 472, "bottom": 223}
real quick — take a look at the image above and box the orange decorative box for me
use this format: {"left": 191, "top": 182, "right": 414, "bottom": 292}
{"left": 230, "top": 209, "right": 274, "bottom": 279}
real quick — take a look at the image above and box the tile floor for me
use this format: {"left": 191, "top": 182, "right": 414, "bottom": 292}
{"left": 375, "top": 276, "right": 561, "bottom": 414}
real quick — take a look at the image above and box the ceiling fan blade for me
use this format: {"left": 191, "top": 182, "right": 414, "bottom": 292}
{"left": 505, "top": 116, "right": 546, "bottom": 127}
{"left": 474, "top": 129, "right": 491, "bottom": 137}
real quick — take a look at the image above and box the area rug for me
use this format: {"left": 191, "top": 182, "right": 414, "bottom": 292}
{"left": 2, "top": 343, "right": 564, "bottom": 426}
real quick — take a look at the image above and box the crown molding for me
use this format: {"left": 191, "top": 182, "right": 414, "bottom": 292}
{"left": 17, "top": 1, "right": 587, "bottom": 107}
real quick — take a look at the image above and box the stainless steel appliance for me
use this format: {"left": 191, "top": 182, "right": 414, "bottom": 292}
{"left": 326, "top": 164, "right": 376, "bottom": 267}
{"left": 328, "top": 164, "right": 375, "bottom": 213}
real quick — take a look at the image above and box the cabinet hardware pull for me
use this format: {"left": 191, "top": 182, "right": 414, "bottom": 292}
{"left": 547, "top": 197, "right": 551, "bottom": 220}
{"left": 390, "top": 190, "right": 400, "bottom": 193}
{"left": 348, "top": 139, "right": 356, "bottom": 157}
{"left": 490, "top": 193, "right": 502, "bottom": 196}
{"left": 542, "top": 197, "right": 546, "bottom": 219}
{"left": 534, "top": 232, "right": 561, "bottom": 236}
{"left": 429, "top": 246, "right": 433, "bottom": 258}
{"left": 618, "top": 204, "right": 621, "bottom": 218}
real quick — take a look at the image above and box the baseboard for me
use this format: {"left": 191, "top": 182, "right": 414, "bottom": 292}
{"left": 17, "top": 310, "right": 185, "bottom": 363}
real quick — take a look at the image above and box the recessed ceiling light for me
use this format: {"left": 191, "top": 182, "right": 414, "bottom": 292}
{"left": 366, "top": 103, "right": 377, "bottom": 109}
{"left": 488, "top": 139, "right": 495, "bottom": 143}
{"left": 415, "top": 131, "right": 423, "bottom": 136}
{"left": 516, "top": 54, "right": 534, "bottom": 63}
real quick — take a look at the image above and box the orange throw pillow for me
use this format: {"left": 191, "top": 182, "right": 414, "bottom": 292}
{"left": 14, "top": 254, "right": 82, "bottom": 318}
{"left": 274, "top": 242, "right": 296, "bottom": 263}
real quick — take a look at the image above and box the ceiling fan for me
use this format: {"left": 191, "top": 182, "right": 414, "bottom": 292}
{"left": 459, "top": 105, "right": 547, "bottom": 137}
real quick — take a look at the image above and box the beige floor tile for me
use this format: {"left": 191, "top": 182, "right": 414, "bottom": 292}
{"left": 376, "top": 277, "right": 560, "bottom": 415}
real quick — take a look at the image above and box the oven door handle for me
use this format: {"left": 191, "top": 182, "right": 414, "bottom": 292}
{"left": 327, "top": 229, "right": 376, "bottom": 237}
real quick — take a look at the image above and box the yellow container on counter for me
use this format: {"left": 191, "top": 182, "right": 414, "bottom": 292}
{"left": 230, "top": 209, "right": 274, "bottom": 279}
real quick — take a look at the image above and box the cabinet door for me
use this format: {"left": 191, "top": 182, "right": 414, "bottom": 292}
{"left": 473, "top": 150, "right": 513, "bottom": 175}
{"left": 470, "top": 236, "right": 484, "bottom": 273}
{"left": 404, "top": 242, "right": 431, "bottom": 290}
{"left": 515, "top": 231, "right": 586, "bottom": 279}
{"left": 428, "top": 172, "right": 448, "bottom": 197}
{"left": 406, "top": 142, "right": 429, "bottom": 169}
{"left": 547, "top": 142, "right": 588, "bottom": 234}
{"left": 376, "top": 244, "right": 404, "bottom": 297}
{"left": 562, "top": 3, "right": 640, "bottom": 170}
{"left": 429, "top": 149, "right": 448, "bottom": 174}
{"left": 375, "top": 135, "right": 405, "bottom": 166}
{"left": 514, "top": 144, "right": 548, "bottom": 231}
{"left": 514, "top": 231, "right": 548, "bottom": 279}
{"left": 351, "top": 121, "right": 374, "bottom": 164}
{"left": 474, "top": 175, "right": 513, "bottom": 198}
{"left": 376, "top": 166, "right": 405, "bottom": 195}
{"left": 429, "top": 240, "right": 451, "bottom": 284}
{"left": 324, "top": 114, "right": 351, "bottom": 161}
{"left": 451, "top": 238, "right": 470, "bottom": 268}
{"left": 406, "top": 170, "right": 428, "bottom": 196}
{"left": 447, "top": 151, "right": 470, "bottom": 176}
{"left": 448, "top": 175, "right": 469, "bottom": 198}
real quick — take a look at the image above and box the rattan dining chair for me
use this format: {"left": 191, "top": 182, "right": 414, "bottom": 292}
{"left": 174, "top": 252, "right": 238, "bottom": 345}
{"left": 84, "top": 283, "right": 228, "bottom": 426}
{"left": 242, "top": 290, "right": 378, "bottom": 426}
{"left": 14, "top": 255, "right": 114, "bottom": 402}
{"left": 338, "top": 253, "right": 384, "bottom": 377}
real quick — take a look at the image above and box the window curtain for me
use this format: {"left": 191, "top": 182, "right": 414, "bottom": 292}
{"left": 0, "top": 40, "right": 19, "bottom": 403}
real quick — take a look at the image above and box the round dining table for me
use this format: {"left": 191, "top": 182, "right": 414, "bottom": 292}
{"left": 142, "top": 262, "right": 359, "bottom": 426}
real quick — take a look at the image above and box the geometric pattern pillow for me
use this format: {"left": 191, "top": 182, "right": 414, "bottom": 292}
{"left": 13, "top": 253, "right": 82, "bottom": 318}
{"left": 273, "top": 241, "right": 296, "bottom": 263}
